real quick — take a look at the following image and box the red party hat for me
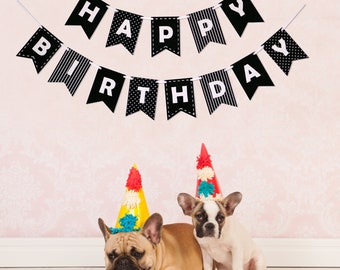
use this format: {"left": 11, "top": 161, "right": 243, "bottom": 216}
{"left": 195, "top": 143, "right": 222, "bottom": 200}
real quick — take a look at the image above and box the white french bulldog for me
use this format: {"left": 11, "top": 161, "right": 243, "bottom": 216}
{"left": 177, "top": 192, "right": 266, "bottom": 270}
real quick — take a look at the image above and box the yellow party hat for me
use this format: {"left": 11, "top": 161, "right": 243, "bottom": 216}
{"left": 110, "top": 164, "right": 150, "bottom": 234}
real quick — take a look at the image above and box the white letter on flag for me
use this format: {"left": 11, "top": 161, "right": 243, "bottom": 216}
{"left": 32, "top": 37, "right": 51, "bottom": 56}
{"left": 244, "top": 64, "right": 261, "bottom": 83}
{"left": 272, "top": 38, "right": 290, "bottom": 56}
{"left": 209, "top": 81, "right": 226, "bottom": 98}
{"left": 229, "top": 0, "right": 245, "bottom": 17}
{"left": 159, "top": 26, "right": 173, "bottom": 43}
{"left": 198, "top": 19, "right": 213, "bottom": 37}
{"left": 116, "top": 19, "right": 132, "bottom": 38}
{"left": 79, "top": 1, "right": 100, "bottom": 23}
{"left": 171, "top": 86, "right": 188, "bottom": 104}
{"left": 137, "top": 87, "right": 150, "bottom": 104}
{"left": 99, "top": 77, "right": 116, "bottom": 96}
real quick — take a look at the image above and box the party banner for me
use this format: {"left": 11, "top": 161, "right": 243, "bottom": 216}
{"left": 65, "top": 0, "right": 108, "bottom": 39}
{"left": 48, "top": 48, "right": 91, "bottom": 96}
{"left": 232, "top": 53, "right": 274, "bottom": 100}
{"left": 17, "top": 1, "right": 309, "bottom": 120}
{"left": 17, "top": 27, "right": 62, "bottom": 73}
{"left": 165, "top": 78, "right": 196, "bottom": 119}
{"left": 151, "top": 17, "right": 181, "bottom": 57}
{"left": 87, "top": 66, "right": 125, "bottom": 113}
{"left": 200, "top": 69, "right": 237, "bottom": 114}
{"left": 188, "top": 7, "right": 226, "bottom": 52}
{"left": 126, "top": 77, "right": 158, "bottom": 119}
{"left": 220, "top": 0, "right": 264, "bottom": 37}
{"left": 263, "top": 29, "right": 309, "bottom": 75}
{"left": 106, "top": 9, "right": 143, "bottom": 55}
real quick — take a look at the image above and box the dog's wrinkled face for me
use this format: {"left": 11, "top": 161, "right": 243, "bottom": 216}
{"left": 177, "top": 192, "right": 242, "bottom": 239}
{"left": 98, "top": 213, "right": 163, "bottom": 270}
{"left": 103, "top": 232, "right": 155, "bottom": 270}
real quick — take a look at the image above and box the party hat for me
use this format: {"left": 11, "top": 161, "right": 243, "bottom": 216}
{"left": 195, "top": 143, "right": 223, "bottom": 200}
{"left": 110, "top": 164, "right": 150, "bottom": 234}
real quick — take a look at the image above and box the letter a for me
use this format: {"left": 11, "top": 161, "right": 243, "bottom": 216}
{"left": 116, "top": 19, "right": 132, "bottom": 38}
{"left": 244, "top": 64, "right": 261, "bottom": 83}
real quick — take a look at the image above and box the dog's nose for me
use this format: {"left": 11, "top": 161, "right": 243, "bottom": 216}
{"left": 205, "top": 222, "right": 215, "bottom": 231}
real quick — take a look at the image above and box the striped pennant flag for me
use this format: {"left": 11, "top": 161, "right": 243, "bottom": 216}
{"left": 200, "top": 69, "right": 237, "bottom": 114}
{"left": 188, "top": 7, "right": 226, "bottom": 53}
{"left": 48, "top": 49, "right": 91, "bottom": 96}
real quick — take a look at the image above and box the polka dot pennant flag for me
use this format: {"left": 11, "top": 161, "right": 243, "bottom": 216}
{"left": 106, "top": 10, "right": 143, "bottom": 55}
{"left": 16, "top": 27, "right": 62, "bottom": 74}
{"left": 126, "top": 77, "right": 158, "bottom": 120}
{"left": 263, "top": 29, "right": 309, "bottom": 75}
{"left": 165, "top": 78, "right": 196, "bottom": 120}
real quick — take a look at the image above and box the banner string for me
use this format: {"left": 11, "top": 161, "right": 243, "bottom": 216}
{"left": 17, "top": 0, "right": 41, "bottom": 27}
{"left": 17, "top": 0, "right": 306, "bottom": 84}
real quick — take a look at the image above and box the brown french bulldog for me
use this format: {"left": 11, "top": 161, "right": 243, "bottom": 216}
{"left": 98, "top": 213, "right": 203, "bottom": 270}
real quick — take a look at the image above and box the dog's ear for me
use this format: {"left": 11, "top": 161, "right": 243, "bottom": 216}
{"left": 98, "top": 218, "right": 112, "bottom": 241}
{"left": 177, "top": 193, "right": 198, "bottom": 216}
{"left": 141, "top": 213, "right": 163, "bottom": 245}
{"left": 222, "top": 192, "right": 242, "bottom": 216}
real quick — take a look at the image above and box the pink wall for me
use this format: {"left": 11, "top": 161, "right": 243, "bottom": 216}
{"left": 0, "top": 0, "right": 339, "bottom": 238}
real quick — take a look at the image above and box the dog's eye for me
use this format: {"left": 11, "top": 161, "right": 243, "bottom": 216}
{"left": 216, "top": 214, "right": 225, "bottom": 223}
{"left": 108, "top": 251, "right": 117, "bottom": 261}
{"left": 196, "top": 213, "right": 205, "bottom": 221}
{"left": 131, "top": 247, "right": 145, "bottom": 259}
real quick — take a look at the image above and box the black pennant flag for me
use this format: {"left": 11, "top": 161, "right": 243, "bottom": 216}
{"left": 86, "top": 67, "right": 125, "bottom": 113}
{"left": 165, "top": 78, "right": 196, "bottom": 120}
{"left": 151, "top": 17, "right": 180, "bottom": 57}
{"left": 65, "top": 0, "right": 108, "bottom": 39}
{"left": 263, "top": 29, "right": 309, "bottom": 75}
{"left": 200, "top": 69, "right": 237, "bottom": 114}
{"left": 220, "top": 0, "right": 264, "bottom": 37}
{"left": 188, "top": 7, "right": 226, "bottom": 53}
{"left": 48, "top": 49, "right": 91, "bottom": 96}
{"left": 106, "top": 10, "right": 143, "bottom": 54}
{"left": 126, "top": 77, "right": 158, "bottom": 120}
{"left": 232, "top": 53, "right": 274, "bottom": 100}
{"left": 17, "top": 27, "right": 62, "bottom": 73}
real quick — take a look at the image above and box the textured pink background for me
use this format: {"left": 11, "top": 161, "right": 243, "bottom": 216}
{"left": 0, "top": 0, "right": 339, "bottom": 238}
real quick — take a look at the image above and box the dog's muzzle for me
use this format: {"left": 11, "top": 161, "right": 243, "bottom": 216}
{"left": 114, "top": 255, "right": 140, "bottom": 270}
{"left": 204, "top": 222, "right": 216, "bottom": 236}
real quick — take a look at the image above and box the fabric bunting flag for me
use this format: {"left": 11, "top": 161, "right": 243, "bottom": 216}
{"left": 48, "top": 49, "right": 91, "bottom": 96}
{"left": 106, "top": 9, "right": 143, "bottom": 54}
{"left": 232, "top": 53, "right": 274, "bottom": 100}
{"left": 86, "top": 66, "right": 125, "bottom": 113}
{"left": 126, "top": 77, "right": 158, "bottom": 120}
{"left": 17, "top": 27, "right": 62, "bottom": 73}
{"left": 200, "top": 69, "right": 237, "bottom": 114}
{"left": 220, "top": 0, "right": 264, "bottom": 37}
{"left": 263, "top": 29, "right": 309, "bottom": 75}
{"left": 188, "top": 7, "right": 226, "bottom": 53}
{"left": 65, "top": 0, "right": 108, "bottom": 39}
{"left": 151, "top": 17, "right": 180, "bottom": 57}
{"left": 165, "top": 78, "right": 196, "bottom": 120}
